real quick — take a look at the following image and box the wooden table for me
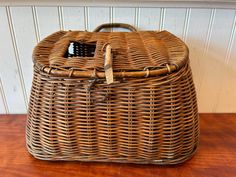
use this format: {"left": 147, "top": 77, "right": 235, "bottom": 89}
{"left": 0, "top": 114, "right": 236, "bottom": 177}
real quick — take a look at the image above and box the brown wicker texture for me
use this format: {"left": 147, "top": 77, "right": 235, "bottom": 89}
{"left": 26, "top": 23, "right": 199, "bottom": 165}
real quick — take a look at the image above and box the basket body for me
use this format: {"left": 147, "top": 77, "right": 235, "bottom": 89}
{"left": 26, "top": 27, "right": 199, "bottom": 165}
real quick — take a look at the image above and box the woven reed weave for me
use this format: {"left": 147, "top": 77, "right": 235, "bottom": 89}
{"left": 26, "top": 23, "right": 199, "bottom": 165}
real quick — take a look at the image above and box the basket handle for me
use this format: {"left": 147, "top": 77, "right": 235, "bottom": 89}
{"left": 93, "top": 23, "right": 137, "bottom": 32}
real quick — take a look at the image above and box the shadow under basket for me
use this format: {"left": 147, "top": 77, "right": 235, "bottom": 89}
{"left": 26, "top": 23, "right": 199, "bottom": 165}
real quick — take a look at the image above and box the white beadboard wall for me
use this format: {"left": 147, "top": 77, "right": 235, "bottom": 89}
{"left": 0, "top": 5, "right": 236, "bottom": 114}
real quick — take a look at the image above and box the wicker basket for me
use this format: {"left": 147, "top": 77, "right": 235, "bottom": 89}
{"left": 26, "top": 23, "right": 199, "bottom": 165}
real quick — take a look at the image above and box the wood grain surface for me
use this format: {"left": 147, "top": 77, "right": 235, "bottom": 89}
{"left": 0, "top": 114, "right": 236, "bottom": 177}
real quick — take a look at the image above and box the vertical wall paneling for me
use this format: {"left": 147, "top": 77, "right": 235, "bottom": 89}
{"left": 1, "top": 5, "right": 236, "bottom": 113}
{"left": 135, "top": 8, "right": 140, "bottom": 28}
{"left": 0, "top": 7, "right": 27, "bottom": 113}
{"left": 198, "top": 9, "right": 235, "bottom": 112}
{"left": 110, "top": 7, "right": 113, "bottom": 25}
{"left": 0, "top": 100, "right": 6, "bottom": 114}
{"left": 32, "top": 6, "right": 40, "bottom": 42}
{"left": 6, "top": 7, "right": 28, "bottom": 109}
{"left": 36, "top": 7, "right": 60, "bottom": 39}
{"left": 0, "top": 79, "right": 8, "bottom": 114}
{"left": 63, "top": 6, "right": 85, "bottom": 30}
{"left": 224, "top": 12, "right": 236, "bottom": 65}
{"left": 163, "top": 8, "right": 187, "bottom": 38}
{"left": 58, "top": 6, "right": 65, "bottom": 30}
{"left": 113, "top": 7, "right": 136, "bottom": 31}
{"left": 159, "top": 8, "right": 166, "bottom": 30}
{"left": 197, "top": 9, "right": 215, "bottom": 94}
{"left": 10, "top": 6, "right": 37, "bottom": 100}
{"left": 215, "top": 11, "right": 236, "bottom": 112}
{"left": 185, "top": 8, "right": 212, "bottom": 112}
{"left": 139, "top": 7, "right": 161, "bottom": 30}
{"left": 87, "top": 7, "right": 110, "bottom": 31}
{"left": 84, "top": 7, "right": 89, "bottom": 30}
{"left": 0, "top": 94, "right": 6, "bottom": 114}
{"left": 182, "top": 8, "right": 191, "bottom": 42}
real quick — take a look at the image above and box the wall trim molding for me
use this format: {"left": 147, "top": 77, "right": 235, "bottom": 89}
{"left": 0, "top": 0, "right": 236, "bottom": 9}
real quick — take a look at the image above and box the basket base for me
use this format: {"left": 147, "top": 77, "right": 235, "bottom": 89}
{"left": 26, "top": 143, "right": 198, "bottom": 165}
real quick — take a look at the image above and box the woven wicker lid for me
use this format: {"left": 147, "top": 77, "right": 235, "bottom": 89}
{"left": 33, "top": 23, "right": 189, "bottom": 79}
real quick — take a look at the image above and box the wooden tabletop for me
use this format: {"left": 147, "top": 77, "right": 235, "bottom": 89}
{"left": 0, "top": 114, "right": 236, "bottom": 177}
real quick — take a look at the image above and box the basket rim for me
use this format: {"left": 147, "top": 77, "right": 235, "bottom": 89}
{"left": 39, "top": 63, "right": 179, "bottom": 78}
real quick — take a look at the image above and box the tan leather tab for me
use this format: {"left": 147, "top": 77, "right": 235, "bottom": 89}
{"left": 104, "top": 45, "right": 114, "bottom": 84}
